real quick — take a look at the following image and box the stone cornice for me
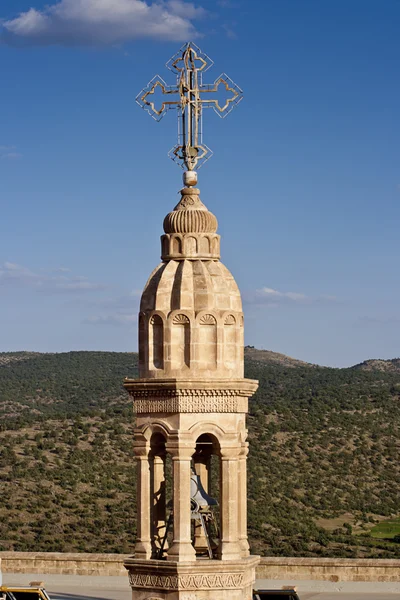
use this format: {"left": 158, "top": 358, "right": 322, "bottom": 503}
{"left": 124, "top": 378, "right": 258, "bottom": 397}
{"left": 124, "top": 378, "right": 258, "bottom": 414}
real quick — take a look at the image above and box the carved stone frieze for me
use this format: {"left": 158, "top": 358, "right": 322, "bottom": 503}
{"left": 133, "top": 395, "right": 248, "bottom": 413}
{"left": 125, "top": 384, "right": 256, "bottom": 398}
{"left": 128, "top": 571, "right": 244, "bottom": 590}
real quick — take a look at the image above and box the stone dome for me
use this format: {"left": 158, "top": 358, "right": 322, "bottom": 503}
{"left": 139, "top": 259, "right": 244, "bottom": 380}
{"left": 163, "top": 188, "right": 218, "bottom": 234}
{"left": 141, "top": 260, "right": 242, "bottom": 314}
{"left": 161, "top": 187, "right": 220, "bottom": 261}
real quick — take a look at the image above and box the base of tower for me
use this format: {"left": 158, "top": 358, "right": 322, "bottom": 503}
{"left": 124, "top": 556, "right": 259, "bottom": 600}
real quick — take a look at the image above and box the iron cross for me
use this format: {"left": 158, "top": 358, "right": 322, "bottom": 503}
{"left": 136, "top": 42, "right": 243, "bottom": 172}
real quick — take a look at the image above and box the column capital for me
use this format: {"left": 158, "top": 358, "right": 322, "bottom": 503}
{"left": 166, "top": 437, "right": 195, "bottom": 460}
{"left": 220, "top": 445, "right": 241, "bottom": 460}
{"left": 239, "top": 442, "right": 249, "bottom": 458}
{"left": 166, "top": 444, "right": 195, "bottom": 460}
{"left": 133, "top": 441, "right": 150, "bottom": 458}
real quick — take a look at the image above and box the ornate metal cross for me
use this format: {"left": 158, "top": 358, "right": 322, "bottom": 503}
{"left": 136, "top": 42, "right": 243, "bottom": 173}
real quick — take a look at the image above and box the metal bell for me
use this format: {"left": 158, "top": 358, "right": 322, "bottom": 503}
{"left": 190, "top": 468, "right": 218, "bottom": 509}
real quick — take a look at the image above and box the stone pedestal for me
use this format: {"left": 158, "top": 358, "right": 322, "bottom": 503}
{"left": 124, "top": 556, "right": 259, "bottom": 600}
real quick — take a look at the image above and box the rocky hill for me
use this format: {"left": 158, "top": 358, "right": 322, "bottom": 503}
{"left": 244, "top": 346, "right": 314, "bottom": 368}
{"left": 0, "top": 350, "right": 399, "bottom": 558}
{"left": 351, "top": 358, "right": 400, "bottom": 373}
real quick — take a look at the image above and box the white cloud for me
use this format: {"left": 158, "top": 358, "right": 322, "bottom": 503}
{"left": 1, "top": 0, "right": 205, "bottom": 46}
{"left": 259, "top": 287, "right": 306, "bottom": 301}
{"left": 0, "top": 261, "right": 106, "bottom": 293}
{"left": 55, "top": 280, "right": 106, "bottom": 291}
{"left": 84, "top": 290, "right": 141, "bottom": 326}
{"left": 222, "top": 23, "right": 237, "bottom": 39}
{"left": 166, "top": 0, "right": 206, "bottom": 19}
{"left": 244, "top": 286, "right": 337, "bottom": 308}
{"left": 357, "top": 315, "right": 400, "bottom": 326}
{"left": 52, "top": 267, "right": 72, "bottom": 273}
{"left": 0, "top": 146, "right": 22, "bottom": 160}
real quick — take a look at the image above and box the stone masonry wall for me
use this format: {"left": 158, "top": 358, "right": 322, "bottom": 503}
{"left": 1, "top": 553, "right": 399, "bottom": 582}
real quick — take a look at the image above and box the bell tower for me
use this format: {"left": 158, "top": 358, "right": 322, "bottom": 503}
{"left": 124, "top": 42, "right": 259, "bottom": 600}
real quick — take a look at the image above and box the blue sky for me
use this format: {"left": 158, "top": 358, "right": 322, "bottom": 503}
{"left": 1, "top": 0, "right": 399, "bottom": 367}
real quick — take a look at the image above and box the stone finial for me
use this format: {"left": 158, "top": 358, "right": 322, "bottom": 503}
{"left": 161, "top": 187, "right": 220, "bottom": 261}
{"left": 163, "top": 188, "right": 218, "bottom": 234}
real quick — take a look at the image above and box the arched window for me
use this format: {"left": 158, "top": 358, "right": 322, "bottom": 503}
{"left": 171, "top": 314, "right": 190, "bottom": 369}
{"left": 172, "top": 236, "right": 182, "bottom": 254}
{"left": 199, "top": 314, "right": 217, "bottom": 369}
{"left": 149, "top": 315, "right": 164, "bottom": 370}
{"left": 224, "top": 314, "right": 236, "bottom": 370}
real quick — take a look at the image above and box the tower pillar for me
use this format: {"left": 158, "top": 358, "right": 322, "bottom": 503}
{"left": 220, "top": 446, "right": 241, "bottom": 560}
{"left": 133, "top": 440, "right": 152, "bottom": 560}
{"left": 238, "top": 443, "right": 251, "bottom": 556}
{"left": 166, "top": 442, "right": 196, "bottom": 562}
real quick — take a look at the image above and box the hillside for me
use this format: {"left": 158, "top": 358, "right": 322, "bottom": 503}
{"left": 352, "top": 358, "right": 400, "bottom": 373}
{"left": 244, "top": 346, "right": 314, "bottom": 368}
{"left": 1, "top": 350, "right": 399, "bottom": 557}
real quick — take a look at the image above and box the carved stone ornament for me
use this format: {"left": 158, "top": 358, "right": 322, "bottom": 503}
{"left": 133, "top": 395, "right": 248, "bottom": 414}
{"left": 224, "top": 314, "right": 236, "bottom": 325}
{"left": 128, "top": 571, "right": 244, "bottom": 590}
{"left": 127, "top": 387, "right": 245, "bottom": 398}
{"left": 172, "top": 313, "right": 190, "bottom": 325}
{"left": 199, "top": 314, "right": 217, "bottom": 325}
{"left": 175, "top": 195, "right": 202, "bottom": 209}
{"left": 149, "top": 315, "right": 162, "bottom": 325}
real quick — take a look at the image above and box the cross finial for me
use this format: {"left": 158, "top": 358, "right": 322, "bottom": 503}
{"left": 136, "top": 42, "right": 243, "bottom": 186}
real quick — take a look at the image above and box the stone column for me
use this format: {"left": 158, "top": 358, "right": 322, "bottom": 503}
{"left": 134, "top": 442, "right": 152, "bottom": 559}
{"left": 238, "top": 442, "right": 250, "bottom": 556}
{"left": 166, "top": 443, "right": 196, "bottom": 562}
{"left": 151, "top": 454, "right": 166, "bottom": 555}
{"left": 220, "top": 446, "right": 241, "bottom": 561}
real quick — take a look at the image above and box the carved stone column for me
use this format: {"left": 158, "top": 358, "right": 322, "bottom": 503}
{"left": 238, "top": 442, "right": 250, "bottom": 556}
{"left": 133, "top": 442, "right": 152, "bottom": 559}
{"left": 220, "top": 446, "right": 241, "bottom": 560}
{"left": 166, "top": 442, "right": 196, "bottom": 562}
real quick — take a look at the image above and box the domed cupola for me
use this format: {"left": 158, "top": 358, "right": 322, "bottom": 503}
{"left": 138, "top": 185, "right": 244, "bottom": 380}
{"left": 161, "top": 187, "right": 220, "bottom": 260}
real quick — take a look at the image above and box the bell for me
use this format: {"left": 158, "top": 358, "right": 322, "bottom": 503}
{"left": 190, "top": 468, "right": 218, "bottom": 509}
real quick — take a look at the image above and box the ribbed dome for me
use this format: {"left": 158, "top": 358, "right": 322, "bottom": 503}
{"left": 163, "top": 210, "right": 218, "bottom": 234}
{"left": 163, "top": 187, "right": 218, "bottom": 234}
{"left": 140, "top": 259, "right": 242, "bottom": 313}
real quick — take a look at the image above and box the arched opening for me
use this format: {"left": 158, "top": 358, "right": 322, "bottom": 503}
{"left": 191, "top": 433, "right": 221, "bottom": 558}
{"left": 224, "top": 314, "right": 236, "bottom": 370}
{"left": 211, "top": 236, "right": 219, "bottom": 254}
{"left": 171, "top": 314, "right": 190, "bottom": 369}
{"left": 149, "top": 432, "right": 167, "bottom": 558}
{"left": 138, "top": 314, "right": 146, "bottom": 373}
{"left": 185, "top": 236, "right": 197, "bottom": 255}
{"left": 199, "top": 236, "right": 210, "bottom": 254}
{"left": 162, "top": 236, "right": 169, "bottom": 257}
{"left": 149, "top": 315, "right": 164, "bottom": 370}
{"left": 198, "top": 314, "right": 217, "bottom": 370}
{"left": 172, "top": 236, "right": 182, "bottom": 255}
